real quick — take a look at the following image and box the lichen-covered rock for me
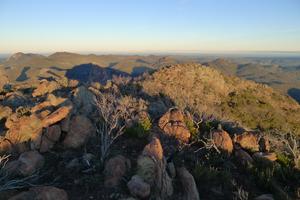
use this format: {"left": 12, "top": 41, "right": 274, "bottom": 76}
{"left": 177, "top": 167, "right": 200, "bottom": 200}
{"left": 127, "top": 175, "right": 151, "bottom": 199}
{"left": 9, "top": 186, "right": 68, "bottom": 200}
{"left": 158, "top": 108, "right": 191, "bottom": 143}
{"left": 104, "top": 155, "right": 131, "bottom": 187}
{"left": 42, "top": 105, "right": 72, "bottom": 127}
{"left": 212, "top": 129, "right": 233, "bottom": 154}
{"left": 62, "top": 115, "right": 95, "bottom": 148}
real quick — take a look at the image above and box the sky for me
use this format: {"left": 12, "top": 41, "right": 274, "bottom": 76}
{"left": 0, "top": 0, "right": 300, "bottom": 54}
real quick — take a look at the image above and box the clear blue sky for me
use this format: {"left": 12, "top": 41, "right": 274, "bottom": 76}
{"left": 0, "top": 0, "right": 300, "bottom": 53}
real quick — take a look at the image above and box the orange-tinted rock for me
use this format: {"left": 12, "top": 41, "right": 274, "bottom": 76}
{"left": 104, "top": 155, "right": 131, "bottom": 187}
{"left": 234, "top": 132, "right": 260, "bottom": 152}
{"left": 158, "top": 108, "right": 191, "bottom": 143}
{"left": 142, "top": 137, "right": 163, "bottom": 161}
{"left": 5, "top": 115, "right": 43, "bottom": 145}
{"left": 42, "top": 105, "right": 72, "bottom": 127}
{"left": 212, "top": 129, "right": 233, "bottom": 154}
{"left": 62, "top": 115, "right": 95, "bottom": 148}
{"left": 32, "top": 80, "right": 59, "bottom": 97}
{"left": 0, "top": 137, "right": 12, "bottom": 154}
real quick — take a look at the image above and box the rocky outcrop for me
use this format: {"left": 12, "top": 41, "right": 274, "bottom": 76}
{"left": 32, "top": 80, "right": 60, "bottom": 97}
{"left": 212, "top": 129, "right": 233, "bottom": 154}
{"left": 0, "top": 106, "right": 12, "bottom": 120}
{"left": 42, "top": 105, "right": 72, "bottom": 127}
{"left": 9, "top": 186, "right": 68, "bottom": 200}
{"left": 31, "top": 94, "right": 67, "bottom": 113}
{"left": 104, "top": 155, "right": 131, "bottom": 188}
{"left": 127, "top": 175, "right": 151, "bottom": 199}
{"left": 177, "top": 167, "right": 200, "bottom": 200}
{"left": 62, "top": 115, "right": 95, "bottom": 148}
{"left": 158, "top": 108, "right": 191, "bottom": 143}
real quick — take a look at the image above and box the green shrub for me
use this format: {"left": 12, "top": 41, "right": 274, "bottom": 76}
{"left": 125, "top": 117, "right": 152, "bottom": 138}
{"left": 184, "top": 117, "right": 198, "bottom": 140}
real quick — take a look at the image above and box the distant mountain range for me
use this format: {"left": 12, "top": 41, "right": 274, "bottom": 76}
{"left": 0, "top": 52, "right": 300, "bottom": 103}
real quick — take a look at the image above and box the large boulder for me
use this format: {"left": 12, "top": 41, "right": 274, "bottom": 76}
{"left": 62, "top": 115, "right": 95, "bottom": 148}
{"left": 9, "top": 186, "right": 68, "bottom": 200}
{"left": 32, "top": 80, "right": 60, "bottom": 97}
{"left": 42, "top": 105, "right": 72, "bottom": 127}
{"left": 158, "top": 108, "right": 191, "bottom": 143}
{"left": 177, "top": 167, "right": 200, "bottom": 200}
{"left": 3, "top": 92, "right": 28, "bottom": 108}
{"left": 104, "top": 155, "right": 131, "bottom": 187}
{"left": 136, "top": 137, "right": 173, "bottom": 199}
{"left": 127, "top": 175, "right": 151, "bottom": 199}
{"left": 212, "top": 129, "right": 233, "bottom": 154}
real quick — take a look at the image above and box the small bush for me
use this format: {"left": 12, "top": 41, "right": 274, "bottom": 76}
{"left": 125, "top": 117, "right": 152, "bottom": 138}
{"left": 184, "top": 117, "right": 198, "bottom": 140}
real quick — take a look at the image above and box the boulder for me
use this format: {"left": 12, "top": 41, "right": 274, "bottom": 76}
{"left": 104, "top": 155, "right": 131, "bottom": 187}
{"left": 39, "top": 125, "right": 61, "bottom": 152}
{"left": 6, "top": 151, "right": 45, "bottom": 176}
{"left": 233, "top": 132, "right": 260, "bottom": 152}
{"left": 127, "top": 175, "right": 151, "bottom": 199}
{"left": 9, "top": 186, "right": 68, "bottom": 200}
{"left": 177, "top": 167, "right": 200, "bottom": 200}
{"left": 68, "top": 79, "right": 79, "bottom": 88}
{"left": 42, "top": 105, "right": 72, "bottom": 127}
{"left": 136, "top": 137, "right": 173, "bottom": 199}
{"left": 142, "top": 137, "right": 163, "bottom": 161}
{"left": 62, "top": 115, "right": 95, "bottom": 148}
{"left": 32, "top": 80, "right": 60, "bottom": 97}
{"left": 158, "top": 108, "right": 191, "bottom": 143}
{"left": 212, "top": 129, "right": 233, "bottom": 154}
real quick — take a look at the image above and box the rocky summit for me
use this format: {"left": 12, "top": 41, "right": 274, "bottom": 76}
{"left": 0, "top": 63, "right": 300, "bottom": 200}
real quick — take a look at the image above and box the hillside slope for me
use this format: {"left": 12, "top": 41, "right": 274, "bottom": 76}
{"left": 140, "top": 64, "right": 300, "bottom": 134}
